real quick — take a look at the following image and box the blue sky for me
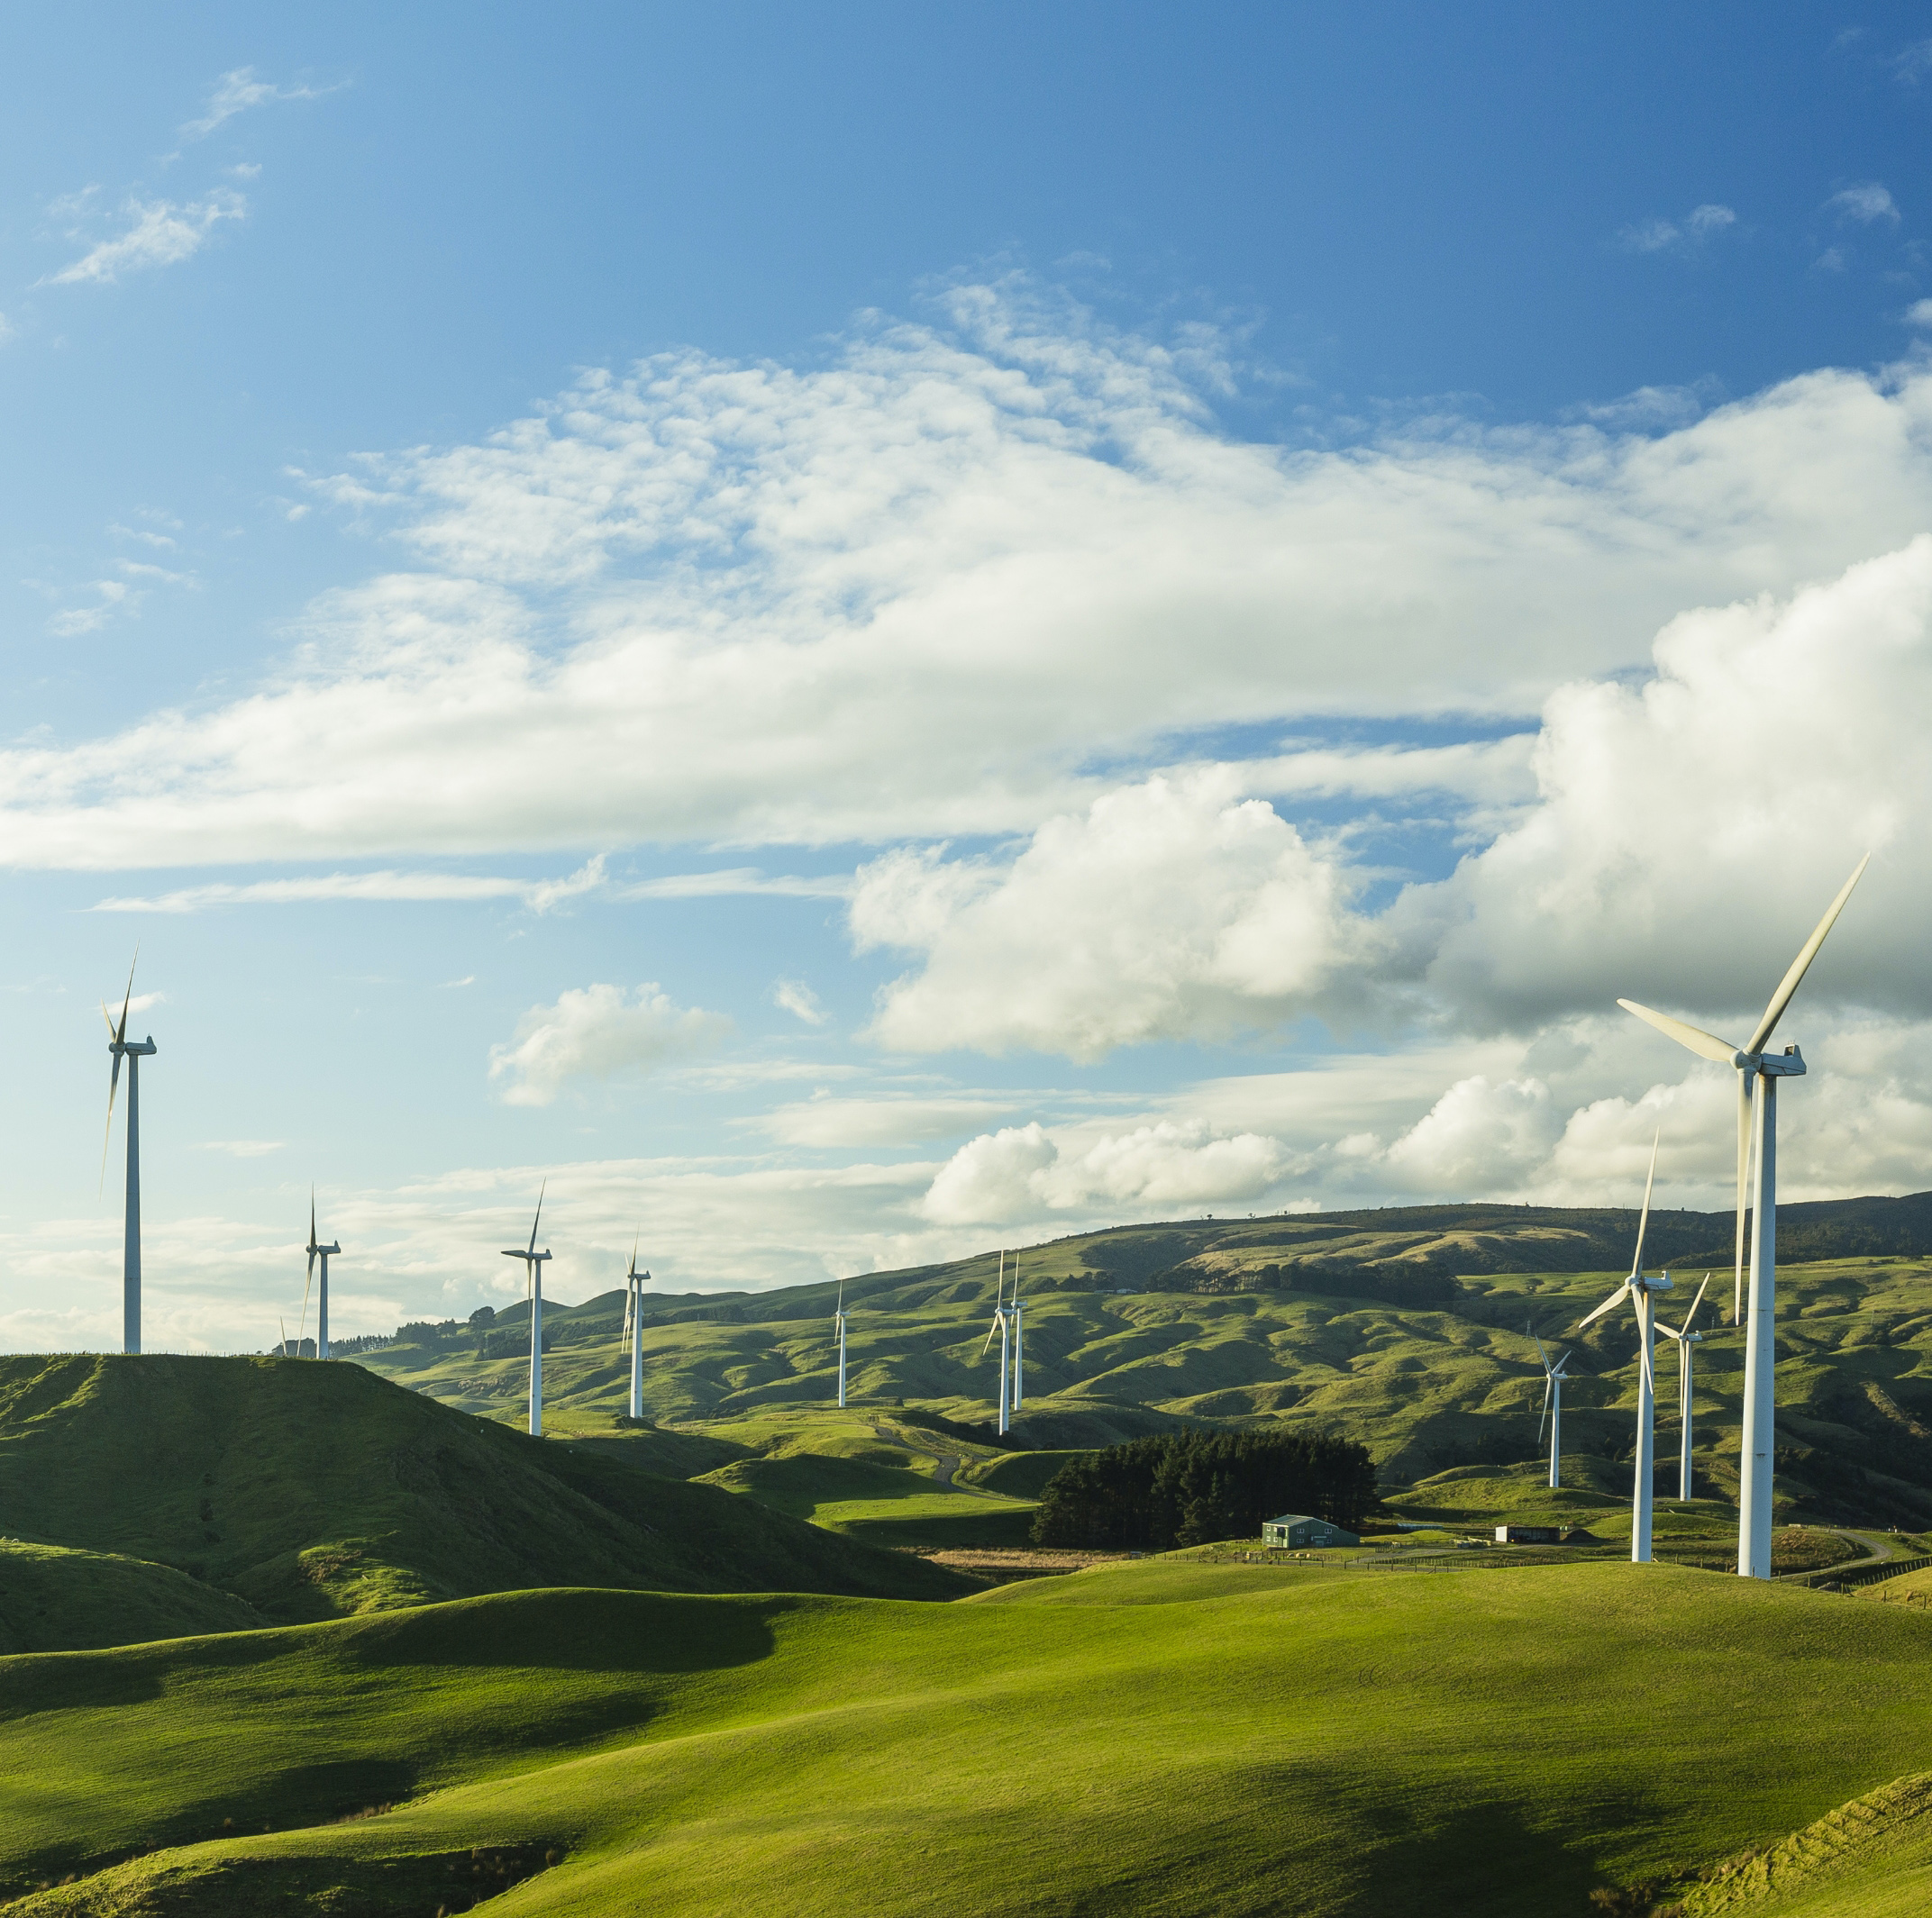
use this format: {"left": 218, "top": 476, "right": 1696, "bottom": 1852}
{"left": 5, "top": 5, "right": 1932, "bottom": 1350}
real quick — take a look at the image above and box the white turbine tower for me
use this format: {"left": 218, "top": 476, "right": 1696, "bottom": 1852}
{"left": 982, "top": 1250, "right": 1011, "bottom": 1435}
{"left": 1577, "top": 1132, "right": 1672, "bottom": 1565}
{"left": 302, "top": 1194, "right": 341, "bottom": 1360}
{"left": 100, "top": 955, "right": 156, "bottom": 1356}
{"left": 1009, "top": 1250, "right": 1024, "bottom": 1413}
{"left": 1656, "top": 1274, "right": 1712, "bottom": 1504}
{"left": 619, "top": 1233, "right": 650, "bottom": 1421}
{"left": 500, "top": 1184, "right": 553, "bottom": 1437}
{"left": 833, "top": 1281, "right": 848, "bottom": 1409}
{"left": 1531, "top": 1331, "right": 1571, "bottom": 1490}
{"left": 1618, "top": 854, "right": 1868, "bottom": 1579}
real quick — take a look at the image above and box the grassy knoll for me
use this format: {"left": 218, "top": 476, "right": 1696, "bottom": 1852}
{"left": 13, "top": 1566, "right": 1932, "bottom": 1913}
{"left": 0, "top": 1356, "right": 966, "bottom": 1650}
{"left": 350, "top": 1223, "right": 1932, "bottom": 1532}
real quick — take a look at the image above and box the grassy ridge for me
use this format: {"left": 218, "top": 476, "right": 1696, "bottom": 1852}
{"left": 11, "top": 1567, "right": 1932, "bottom": 1913}
{"left": 0, "top": 1357, "right": 967, "bottom": 1650}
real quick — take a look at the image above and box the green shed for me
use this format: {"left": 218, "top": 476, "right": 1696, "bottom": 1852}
{"left": 1262, "top": 1513, "right": 1360, "bottom": 1549}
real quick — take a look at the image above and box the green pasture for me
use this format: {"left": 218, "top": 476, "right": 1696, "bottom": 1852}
{"left": 12, "top": 1564, "right": 1932, "bottom": 1914}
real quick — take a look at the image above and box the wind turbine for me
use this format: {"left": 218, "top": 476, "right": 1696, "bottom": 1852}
{"left": 500, "top": 1184, "right": 553, "bottom": 1437}
{"left": 1009, "top": 1250, "right": 1025, "bottom": 1412}
{"left": 617, "top": 1233, "right": 652, "bottom": 1421}
{"left": 1577, "top": 1132, "right": 1673, "bottom": 1564}
{"left": 1656, "top": 1274, "right": 1712, "bottom": 1504}
{"left": 981, "top": 1250, "right": 1011, "bottom": 1435}
{"left": 833, "top": 1281, "right": 848, "bottom": 1409}
{"left": 1618, "top": 854, "right": 1868, "bottom": 1579}
{"left": 100, "top": 954, "right": 157, "bottom": 1355}
{"left": 1531, "top": 1330, "right": 1571, "bottom": 1490}
{"left": 303, "top": 1193, "right": 341, "bottom": 1360}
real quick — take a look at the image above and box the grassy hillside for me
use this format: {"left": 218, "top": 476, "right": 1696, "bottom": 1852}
{"left": 353, "top": 1228, "right": 1932, "bottom": 1531}
{"left": 0, "top": 1355, "right": 966, "bottom": 1650}
{"left": 11, "top": 1565, "right": 1932, "bottom": 1913}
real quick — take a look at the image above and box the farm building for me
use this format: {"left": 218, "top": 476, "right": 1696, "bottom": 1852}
{"left": 1495, "top": 1525, "right": 1563, "bottom": 1544}
{"left": 1262, "top": 1514, "right": 1360, "bottom": 1549}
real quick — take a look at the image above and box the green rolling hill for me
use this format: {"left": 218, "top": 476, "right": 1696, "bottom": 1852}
{"left": 0, "top": 1355, "right": 967, "bottom": 1651}
{"left": 349, "top": 1200, "right": 1932, "bottom": 1530}
{"left": 7, "top": 1562, "right": 1932, "bottom": 1914}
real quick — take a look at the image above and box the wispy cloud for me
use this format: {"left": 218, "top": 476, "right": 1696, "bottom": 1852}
{"left": 1618, "top": 203, "right": 1736, "bottom": 254}
{"left": 49, "top": 581, "right": 130, "bottom": 636}
{"left": 616, "top": 869, "right": 852, "bottom": 901}
{"left": 488, "top": 983, "right": 732, "bottom": 1106}
{"left": 46, "top": 192, "right": 244, "bottom": 286}
{"left": 772, "top": 978, "right": 829, "bottom": 1025}
{"left": 195, "top": 1139, "right": 284, "bottom": 1159}
{"left": 1908, "top": 299, "right": 1932, "bottom": 329}
{"left": 1828, "top": 182, "right": 1902, "bottom": 225}
{"left": 90, "top": 858, "right": 607, "bottom": 914}
{"left": 1896, "top": 38, "right": 1932, "bottom": 84}
{"left": 181, "top": 68, "right": 337, "bottom": 139}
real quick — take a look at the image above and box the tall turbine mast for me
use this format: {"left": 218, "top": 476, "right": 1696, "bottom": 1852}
{"left": 303, "top": 1193, "right": 342, "bottom": 1359}
{"left": 834, "top": 1280, "right": 847, "bottom": 1409}
{"left": 1009, "top": 1250, "right": 1024, "bottom": 1414}
{"left": 1618, "top": 855, "right": 1868, "bottom": 1577}
{"left": 101, "top": 954, "right": 156, "bottom": 1356}
{"left": 1531, "top": 1328, "right": 1570, "bottom": 1491}
{"left": 500, "top": 1182, "right": 553, "bottom": 1436}
{"left": 1577, "top": 1131, "right": 1672, "bottom": 1564}
{"left": 1656, "top": 1275, "right": 1711, "bottom": 1504}
{"left": 981, "top": 1250, "right": 1010, "bottom": 1436}
{"left": 620, "top": 1232, "right": 651, "bottom": 1422}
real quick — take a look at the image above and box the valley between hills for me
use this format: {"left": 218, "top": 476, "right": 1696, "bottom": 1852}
{"left": 5, "top": 1199, "right": 1932, "bottom": 1914}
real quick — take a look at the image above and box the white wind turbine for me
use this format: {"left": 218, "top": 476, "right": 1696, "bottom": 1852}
{"left": 833, "top": 1281, "right": 848, "bottom": 1409}
{"left": 301, "top": 1193, "right": 341, "bottom": 1360}
{"left": 1656, "top": 1274, "right": 1712, "bottom": 1504}
{"left": 1577, "top": 1132, "right": 1672, "bottom": 1565}
{"left": 1531, "top": 1331, "right": 1572, "bottom": 1490}
{"left": 100, "top": 954, "right": 157, "bottom": 1356}
{"left": 618, "top": 1233, "right": 650, "bottom": 1420}
{"left": 1008, "top": 1250, "right": 1025, "bottom": 1412}
{"left": 981, "top": 1250, "right": 1011, "bottom": 1435}
{"left": 500, "top": 1184, "right": 553, "bottom": 1437}
{"left": 1618, "top": 854, "right": 1868, "bottom": 1579}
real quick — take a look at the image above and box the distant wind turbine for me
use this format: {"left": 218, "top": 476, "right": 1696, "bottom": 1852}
{"left": 981, "top": 1250, "right": 1011, "bottom": 1435}
{"left": 1009, "top": 1250, "right": 1025, "bottom": 1412}
{"left": 1577, "top": 1131, "right": 1673, "bottom": 1565}
{"left": 100, "top": 953, "right": 157, "bottom": 1355}
{"left": 833, "top": 1280, "right": 848, "bottom": 1409}
{"left": 619, "top": 1234, "right": 651, "bottom": 1421}
{"left": 1531, "top": 1329, "right": 1571, "bottom": 1490}
{"left": 1618, "top": 854, "right": 1868, "bottom": 1579}
{"left": 302, "top": 1193, "right": 341, "bottom": 1360}
{"left": 1656, "top": 1274, "right": 1712, "bottom": 1504}
{"left": 500, "top": 1183, "right": 553, "bottom": 1437}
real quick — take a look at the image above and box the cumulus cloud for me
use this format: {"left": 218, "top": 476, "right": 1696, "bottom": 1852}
{"left": 488, "top": 983, "right": 731, "bottom": 1105}
{"left": 10, "top": 286, "right": 1932, "bottom": 868}
{"left": 1618, "top": 205, "right": 1736, "bottom": 253}
{"left": 921, "top": 1118, "right": 1287, "bottom": 1224}
{"left": 1828, "top": 183, "right": 1902, "bottom": 225}
{"left": 854, "top": 768, "right": 1374, "bottom": 1060}
{"left": 46, "top": 192, "right": 244, "bottom": 286}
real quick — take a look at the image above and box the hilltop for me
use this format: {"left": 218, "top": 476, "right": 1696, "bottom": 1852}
{"left": 8, "top": 1566, "right": 1932, "bottom": 1913}
{"left": 350, "top": 1201, "right": 1932, "bottom": 1531}
{"left": 0, "top": 1355, "right": 966, "bottom": 1652}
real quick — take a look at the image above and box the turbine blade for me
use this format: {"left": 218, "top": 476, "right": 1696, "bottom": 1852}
{"left": 99, "top": 999, "right": 116, "bottom": 1038}
{"left": 115, "top": 951, "right": 137, "bottom": 1046}
{"left": 1578, "top": 1283, "right": 1631, "bottom": 1330}
{"left": 1531, "top": 1328, "right": 1550, "bottom": 1369}
{"left": 1746, "top": 853, "right": 1871, "bottom": 1056}
{"left": 529, "top": 1177, "right": 546, "bottom": 1255}
{"left": 310, "top": 1189, "right": 317, "bottom": 1253}
{"left": 1683, "top": 1273, "right": 1711, "bottom": 1332}
{"left": 1538, "top": 1377, "right": 1552, "bottom": 1442}
{"left": 1629, "top": 1129, "right": 1660, "bottom": 1279}
{"left": 981, "top": 1308, "right": 1006, "bottom": 1357}
{"left": 297, "top": 1261, "right": 312, "bottom": 1352}
{"left": 1735, "top": 1076, "right": 1751, "bottom": 1327}
{"left": 1618, "top": 998, "right": 1738, "bottom": 1065}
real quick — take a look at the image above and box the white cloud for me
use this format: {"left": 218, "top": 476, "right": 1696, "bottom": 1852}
{"left": 1828, "top": 183, "right": 1902, "bottom": 225}
{"left": 181, "top": 68, "right": 333, "bottom": 139}
{"left": 195, "top": 1140, "right": 284, "bottom": 1158}
{"left": 1618, "top": 205, "right": 1736, "bottom": 253}
{"left": 91, "top": 857, "right": 606, "bottom": 914}
{"left": 772, "top": 978, "right": 828, "bottom": 1025}
{"left": 1900, "top": 39, "right": 1932, "bottom": 84}
{"left": 761, "top": 1093, "right": 1011, "bottom": 1148}
{"left": 921, "top": 1117, "right": 1288, "bottom": 1224}
{"left": 46, "top": 192, "right": 244, "bottom": 286}
{"left": 854, "top": 768, "right": 1374, "bottom": 1060}
{"left": 487, "top": 983, "right": 731, "bottom": 1106}
{"left": 1907, "top": 300, "right": 1932, "bottom": 329}
{"left": 11, "top": 286, "right": 1932, "bottom": 869}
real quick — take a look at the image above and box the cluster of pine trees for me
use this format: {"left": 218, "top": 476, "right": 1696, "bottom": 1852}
{"left": 1029, "top": 1429, "right": 1377, "bottom": 1550}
